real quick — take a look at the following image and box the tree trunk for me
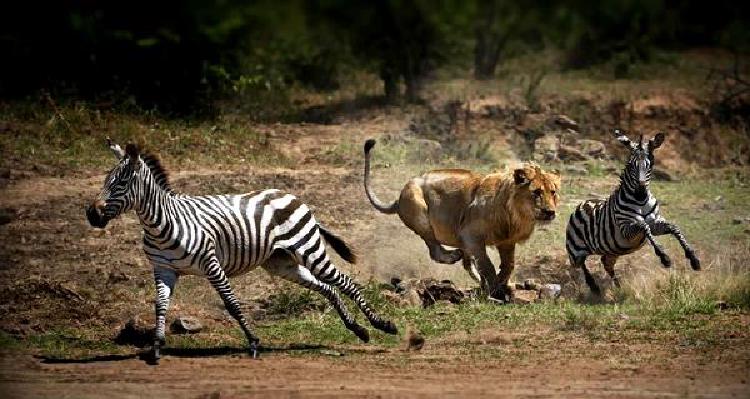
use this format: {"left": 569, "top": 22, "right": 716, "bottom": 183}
{"left": 381, "top": 67, "right": 399, "bottom": 103}
{"left": 474, "top": 0, "right": 506, "bottom": 80}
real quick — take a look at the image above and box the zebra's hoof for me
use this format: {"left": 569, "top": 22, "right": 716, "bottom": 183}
{"left": 689, "top": 255, "right": 701, "bottom": 271}
{"left": 379, "top": 320, "right": 399, "bottom": 335}
{"left": 351, "top": 324, "right": 370, "bottom": 343}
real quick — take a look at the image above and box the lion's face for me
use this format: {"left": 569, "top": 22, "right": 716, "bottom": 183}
{"left": 513, "top": 165, "right": 561, "bottom": 223}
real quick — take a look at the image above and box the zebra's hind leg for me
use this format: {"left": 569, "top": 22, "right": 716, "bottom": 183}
{"left": 263, "top": 258, "right": 370, "bottom": 343}
{"left": 313, "top": 261, "right": 398, "bottom": 336}
{"left": 601, "top": 255, "right": 620, "bottom": 288}
{"left": 203, "top": 258, "right": 260, "bottom": 358}
{"left": 571, "top": 254, "right": 600, "bottom": 296}
{"left": 151, "top": 266, "right": 179, "bottom": 365}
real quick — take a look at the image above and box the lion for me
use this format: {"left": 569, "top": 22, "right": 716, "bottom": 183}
{"left": 363, "top": 139, "right": 561, "bottom": 298}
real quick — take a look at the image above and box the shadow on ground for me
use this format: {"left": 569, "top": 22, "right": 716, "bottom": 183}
{"left": 35, "top": 343, "right": 332, "bottom": 365}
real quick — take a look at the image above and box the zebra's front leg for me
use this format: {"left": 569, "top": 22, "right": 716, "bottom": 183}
{"left": 151, "top": 266, "right": 179, "bottom": 365}
{"left": 629, "top": 221, "right": 671, "bottom": 268}
{"left": 203, "top": 258, "right": 260, "bottom": 358}
{"left": 651, "top": 220, "right": 701, "bottom": 270}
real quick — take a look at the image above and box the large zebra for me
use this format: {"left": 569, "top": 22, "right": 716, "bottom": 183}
{"left": 565, "top": 129, "right": 701, "bottom": 295}
{"left": 86, "top": 139, "right": 397, "bottom": 363}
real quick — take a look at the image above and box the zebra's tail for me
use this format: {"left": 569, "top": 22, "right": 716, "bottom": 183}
{"left": 363, "top": 139, "right": 399, "bottom": 214}
{"left": 319, "top": 225, "right": 357, "bottom": 264}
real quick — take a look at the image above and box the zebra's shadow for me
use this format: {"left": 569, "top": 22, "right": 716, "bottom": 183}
{"left": 36, "top": 343, "right": 332, "bottom": 365}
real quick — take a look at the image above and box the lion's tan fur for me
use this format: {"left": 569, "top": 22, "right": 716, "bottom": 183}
{"left": 396, "top": 165, "right": 561, "bottom": 249}
{"left": 364, "top": 140, "right": 561, "bottom": 295}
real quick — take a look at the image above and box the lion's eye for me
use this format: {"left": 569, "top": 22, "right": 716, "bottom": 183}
{"left": 533, "top": 189, "right": 542, "bottom": 196}
{"left": 551, "top": 190, "right": 556, "bottom": 195}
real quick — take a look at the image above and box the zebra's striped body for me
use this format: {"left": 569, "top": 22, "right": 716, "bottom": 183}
{"left": 87, "top": 141, "right": 397, "bottom": 363}
{"left": 565, "top": 130, "right": 700, "bottom": 295}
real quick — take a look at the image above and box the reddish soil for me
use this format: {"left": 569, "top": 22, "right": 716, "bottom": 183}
{"left": 2, "top": 329, "right": 749, "bottom": 398}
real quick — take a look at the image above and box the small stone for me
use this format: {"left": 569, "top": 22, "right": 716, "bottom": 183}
{"left": 523, "top": 279, "right": 539, "bottom": 290}
{"left": 539, "top": 284, "right": 562, "bottom": 300}
{"left": 170, "top": 316, "right": 203, "bottom": 334}
{"left": 406, "top": 329, "right": 425, "bottom": 351}
{"left": 511, "top": 289, "right": 538, "bottom": 305}
{"left": 552, "top": 114, "right": 579, "bottom": 131}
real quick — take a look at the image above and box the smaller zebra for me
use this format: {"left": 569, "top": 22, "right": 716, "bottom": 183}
{"left": 86, "top": 139, "right": 397, "bottom": 363}
{"left": 565, "top": 129, "right": 700, "bottom": 295}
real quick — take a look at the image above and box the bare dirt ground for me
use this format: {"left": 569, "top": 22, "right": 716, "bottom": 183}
{"left": 2, "top": 323, "right": 749, "bottom": 398}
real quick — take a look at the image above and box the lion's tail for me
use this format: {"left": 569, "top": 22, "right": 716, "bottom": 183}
{"left": 363, "top": 139, "right": 399, "bottom": 214}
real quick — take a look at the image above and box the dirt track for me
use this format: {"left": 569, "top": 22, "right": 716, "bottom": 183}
{"left": 2, "top": 342, "right": 749, "bottom": 398}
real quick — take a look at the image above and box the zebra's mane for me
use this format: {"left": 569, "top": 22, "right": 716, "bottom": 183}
{"left": 141, "top": 152, "right": 173, "bottom": 193}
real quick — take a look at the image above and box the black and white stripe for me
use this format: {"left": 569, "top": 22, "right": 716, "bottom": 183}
{"left": 87, "top": 141, "right": 397, "bottom": 363}
{"left": 565, "top": 130, "right": 700, "bottom": 295}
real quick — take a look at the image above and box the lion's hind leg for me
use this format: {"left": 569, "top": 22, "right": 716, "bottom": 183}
{"left": 399, "top": 180, "right": 461, "bottom": 264}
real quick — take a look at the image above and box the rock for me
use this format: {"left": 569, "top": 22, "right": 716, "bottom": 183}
{"left": 170, "top": 316, "right": 203, "bottom": 334}
{"left": 558, "top": 145, "right": 589, "bottom": 161}
{"left": 511, "top": 289, "right": 538, "bottom": 305}
{"left": 523, "top": 279, "right": 539, "bottom": 290}
{"left": 406, "top": 328, "right": 425, "bottom": 351}
{"left": 539, "top": 284, "right": 562, "bottom": 300}
{"left": 419, "top": 280, "right": 464, "bottom": 307}
{"left": 576, "top": 139, "right": 607, "bottom": 159}
{"left": 563, "top": 164, "right": 589, "bottom": 175}
{"left": 652, "top": 169, "right": 677, "bottom": 181}
{"left": 552, "top": 114, "right": 579, "bottom": 131}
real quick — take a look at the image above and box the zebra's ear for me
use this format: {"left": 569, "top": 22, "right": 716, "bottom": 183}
{"left": 613, "top": 129, "right": 632, "bottom": 149}
{"left": 125, "top": 143, "right": 141, "bottom": 170}
{"left": 106, "top": 137, "right": 125, "bottom": 160}
{"left": 649, "top": 133, "right": 666, "bottom": 151}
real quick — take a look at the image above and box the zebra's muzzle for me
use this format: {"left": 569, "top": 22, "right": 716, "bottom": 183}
{"left": 86, "top": 203, "right": 110, "bottom": 228}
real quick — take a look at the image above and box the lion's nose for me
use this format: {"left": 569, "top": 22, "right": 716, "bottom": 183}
{"left": 543, "top": 210, "right": 556, "bottom": 220}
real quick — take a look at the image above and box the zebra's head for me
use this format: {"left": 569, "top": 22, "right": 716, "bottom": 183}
{"left": 86, "top": 138, "right": 142, "bottom": 228}
{"left": 614, "top": 129, "right": 665, "bottom": 187}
